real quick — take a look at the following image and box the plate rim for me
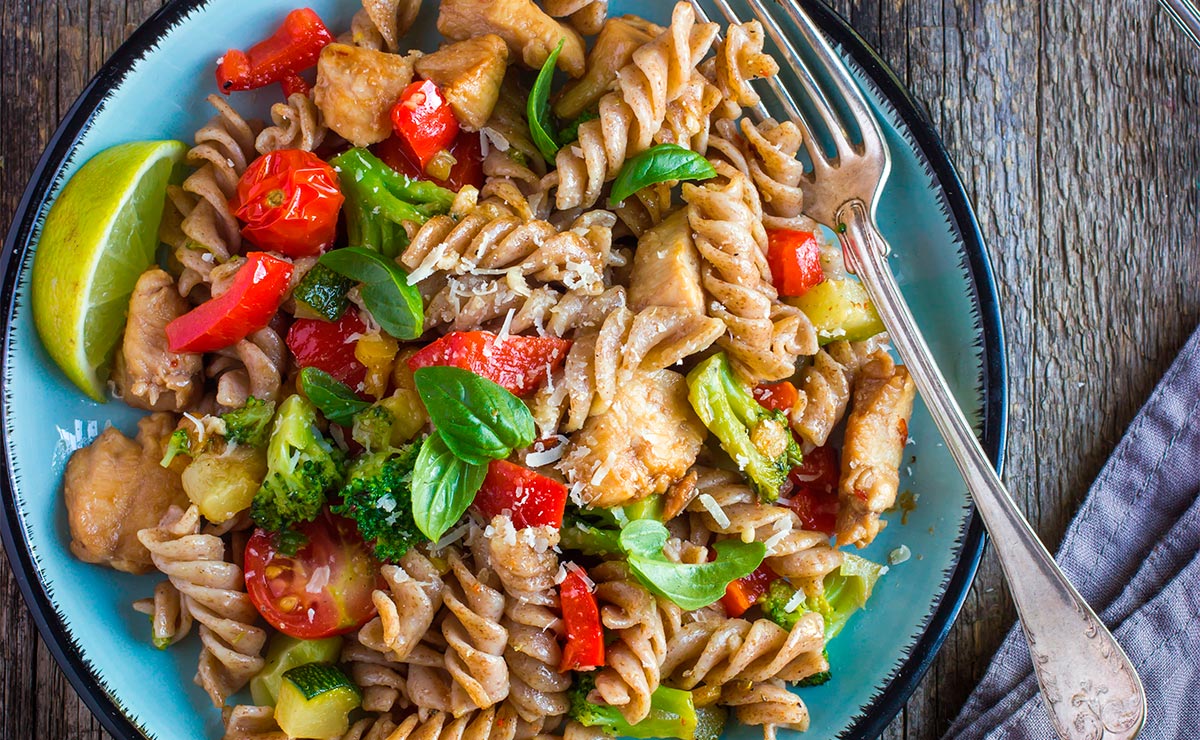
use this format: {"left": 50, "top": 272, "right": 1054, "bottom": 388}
{"left": 0, "top": 1, "right": 1007, "bottom": 738}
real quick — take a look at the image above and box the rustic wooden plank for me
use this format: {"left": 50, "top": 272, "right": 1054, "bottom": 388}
{"left": 1, "top": 1, "right": 1198, "bottom": 739}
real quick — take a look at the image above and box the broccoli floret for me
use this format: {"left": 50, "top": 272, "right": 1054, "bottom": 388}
{"left": 568, "top": 673, "right": 698, "bottom": 740}
{"left": 760, "top": 554, "right": 886, "bottom": 641}
{"left": 686, "top": 353, "right": 802, "bottom": 502}
{"left": 351, "top": 405, "right": 397, "bottom": 452}
{"left": 221, "top": 396, "right": 276, "bottom": 447}
{"left": 331, "top": 148, "right": 456, "bottom": 259}
{"left": 331, "top": 440, "right": 426, "bottom": 562}
{"left": 159, "top": 429, "right": 192, "bottom": 468}
{"left": 760, "top": 579, "right": 805, "bottom": 632}
{"left": 251, "top": 395, "right": 346, "bottom": 531}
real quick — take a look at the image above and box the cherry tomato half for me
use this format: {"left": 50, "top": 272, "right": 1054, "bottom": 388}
{"left": 233, "top": 149, "right": 344, "bottom": 257}
{"left": 244, "top": 511, "right": 381, "bottom": 639}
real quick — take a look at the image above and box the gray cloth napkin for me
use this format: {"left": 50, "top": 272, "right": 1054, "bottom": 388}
{"left": 945, "top": 326, "right": 1200, "bottom": 739}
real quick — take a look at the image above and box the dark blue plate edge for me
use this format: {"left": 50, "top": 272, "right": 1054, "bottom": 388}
{"left": 0, "top": 2, "right": 1006, "bottom": 740}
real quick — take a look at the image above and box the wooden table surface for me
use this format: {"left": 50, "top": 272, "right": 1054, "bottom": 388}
{"left": 2, "top": 1, "right": 1198, "bottom": 738}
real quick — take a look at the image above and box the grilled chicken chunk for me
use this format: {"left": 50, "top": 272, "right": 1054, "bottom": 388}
{"left": 836, "top": 357, "right": 916, "bottom": 548}
{"left": 113, "top": 268, "right": 201, "bottom": 412}
{"left": 414, "top": 35, "right": 509, "bottom": 130}
{"left": 314, "top": 43, "right": 416, "bottom": 146}
{"left": 64, "top": 413, "right": 190, "bottom": 574}
{"left": 437, "top": 0, "right": 586, "bottom": 78}
{"left": 629, "top": 210, "right": 706, "bottom": 315}
{"left": 560, "top": 369, "right": 705, "bottom": 508}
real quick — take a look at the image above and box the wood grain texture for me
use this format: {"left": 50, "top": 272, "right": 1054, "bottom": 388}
{"left": 1, "top": 1, "right": 1198, "bottom": 738}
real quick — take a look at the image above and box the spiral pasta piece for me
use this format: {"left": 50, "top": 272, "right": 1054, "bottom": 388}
{"left": 688, "top": 467, "right": 843, "bottom": 578}
{"left": 137, "top": 505, "right": 266, "bottom": 707}
{"left": 660, "top": 611, "right": 827, "bottom": 690}
{"left": 479, "top": 517, "right": 571, "bottom": 723}
{"left": 589, "top": 561, "right": 666, "bottom": 724}
{"left": 711, "top": 20, "right": 779, "bottom": 116}
{"left": 533, "top": 304, "right": 723, "bottom": 433}
{"left": 553, "top": 2, "right": 719, "bottom": 210}
{"left": 790, "top": 338, "right": 890, "bottom": 448}
{"left": 342, "top": 636, "right": 411, "bottom": 713}
{"left": 359, "top": 548, "right": 446, "bottom": 661}
{"left": 132, "top": 580, "right": 193, "bottom": 648}
{"left": 721, "top": 679, "right": 811, "bottom": 740}
{"left": 402, "top": 199, "right": 617, "bottom": 299}
{"left": 255, "top": 92, "right": 327, "bottom": 154}
{"left": 346, "top": 703, "right": 527, "bottom": 740}
{"left": 684, "top": 161, "right": 818, "bottom": 383}
{"left": 160, "top": 95, "right": 260, "bottom": 267}
{"left": 221, "top": 705, "right": 287, "bottom": 740}
{"left": 544, "top": 0, "right": 607, "bottom": 35}
{"left": 204, "top": 326, "right": 287, "bottom": 409}
{"left": 442, "top": 551, "right": 510, "bottom": 714}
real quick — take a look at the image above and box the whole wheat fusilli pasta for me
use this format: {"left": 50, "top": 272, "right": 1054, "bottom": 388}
{"left": 685, "top": 161, "right": 818, "bottom": 383}
{"left": 661, "top": 611, "right": 828, "bottom": 690}
{"left": 137, "top": 505, "right": 266, "bottom": 707}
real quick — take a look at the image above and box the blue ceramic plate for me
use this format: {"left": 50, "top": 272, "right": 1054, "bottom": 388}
{"left": 0, "top": 1, "right": 1006, "bottom": 738}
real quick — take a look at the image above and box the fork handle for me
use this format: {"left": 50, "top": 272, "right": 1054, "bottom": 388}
{"left": 837, "top": 199, "right": 1146, "bottom": 740}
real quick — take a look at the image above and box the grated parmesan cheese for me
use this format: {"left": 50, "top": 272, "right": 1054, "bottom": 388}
{"left": 697, "top": 493, "right": 731, "bottom": 529}
{"left": 888, "top": 545, "right": 911, "bottom": 565}
{"left": 526, "top": 442, "right": 565, "bottom": 468}
{"left": 182, "top": 412, "right": 206, "bottom": 442}
{"left": 495, "top": 308, "right": 516, "bottom": 347}
{"left": 433, "top": 522, "right": 471, "bottom": 552}
{"left": 762, "top": 518, "right": 791, "bottom": 554}
{"left": 783, "top": 588, "right": 807, "bottom": 614}
{"left": 564, "top": 561, "right": 595, "bottom": 589}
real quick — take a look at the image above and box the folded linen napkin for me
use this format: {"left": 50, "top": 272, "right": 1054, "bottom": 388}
{"left": 945, "top": 326, "right": 1200, "bottom": 739}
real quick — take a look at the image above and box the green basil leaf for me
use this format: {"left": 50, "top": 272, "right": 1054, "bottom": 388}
{"left": 319, "top": 247, "right": 424, "bottom": 340}
{"left": 411, "top": 432, "right": 488, "bottom": 541}
{"left": 609, "top": 144, "right": 718, "bottom": 206}
{"left": 620, "top": 519, "right": 766, "bottom": 610}
{"left": 528, "top": 38, "right": 566, "bottom": 162}
{"left": 298, "top": 367, "right": 371, "bottom": 425}
{"left": 412, "top": 366, "right": 535, "bottom": 465}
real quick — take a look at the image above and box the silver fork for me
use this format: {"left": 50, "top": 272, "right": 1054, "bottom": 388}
{"left": 693, "top": 1, "right": 1149, "bottom": 737}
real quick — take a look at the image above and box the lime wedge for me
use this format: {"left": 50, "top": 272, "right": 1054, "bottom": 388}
{"left": 31, "top": 139, "right": 188, "bottom": 401}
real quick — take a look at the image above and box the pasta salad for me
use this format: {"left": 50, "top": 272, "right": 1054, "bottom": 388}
{"left": 44, "top": 1, "right": 917, "bottom": 739}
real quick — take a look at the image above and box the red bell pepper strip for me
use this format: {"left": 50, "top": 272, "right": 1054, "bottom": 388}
{"left": 232, "top": 149, "right": 344, "bottom": 258}
{"left": 407, "top": 331, "right": 571, "bottom": 396}
{"left": 373, "top": 129, "right": 483, "bottom": 192}
{"left": 215, "top": 8, "right": 335, "bottom": 96}
{"left": 287, "top": 312, "right": 370, "bottom": 392}
{"left": 472, "top": 459, "right": 569, "bottom": 530}
{"left": 780, "top": 445, "right": 841, "bottom": 536}
{"left": 559, "top": 566, "right": 605, "bottom": 671}
{"left": 391, "top": 80, "right": 460, "bottom": 170}
{"left": 166, "top": 252, "right": 293, "bottom": 353}
{"left": 721, "top": 563, "right": 778, "bottom": 617}
{"left": 766, "top": 229, "right": 825, "bottom": 298}
{"left": 753, "top": 380, "right": 800, "bottom": 414}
